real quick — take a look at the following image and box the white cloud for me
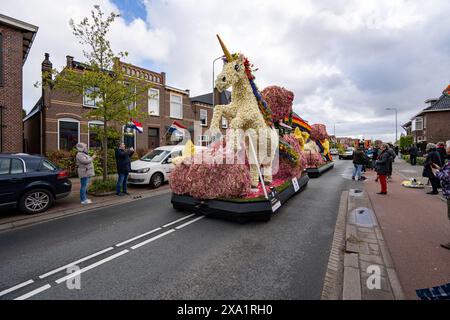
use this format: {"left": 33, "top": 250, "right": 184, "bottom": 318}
{"left": 4, "top": 0, "right": 450, "bottom": 143}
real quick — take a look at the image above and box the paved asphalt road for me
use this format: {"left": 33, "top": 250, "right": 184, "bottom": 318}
{"left": 0, "top": 159, "right": 356, "bottom": 300}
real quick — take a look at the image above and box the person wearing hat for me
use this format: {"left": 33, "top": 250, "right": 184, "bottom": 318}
{"left": 75, "top": 142, "right": 96, "bottom": 204}
{"left": 423, "top": 143, "right": 442, "bottom": 195}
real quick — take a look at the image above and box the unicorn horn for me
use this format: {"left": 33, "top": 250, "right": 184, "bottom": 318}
{"left": 217, "top": 34, "right": 234, "bottom": 62}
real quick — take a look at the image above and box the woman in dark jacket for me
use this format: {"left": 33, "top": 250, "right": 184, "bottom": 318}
{"left": 431, "top": 140, "right": 450, "bottom": 250}
{"left": 375, "top": 144, "right": 391, "bottom": 195}
{"left": 423, "top": 143, "right": 442, "bottom": 195}
{"left": 115, "top": 143, "right": 135, "bottom": 196}
{"left": 437, "top": 142, "right": 447, "bottom": 166}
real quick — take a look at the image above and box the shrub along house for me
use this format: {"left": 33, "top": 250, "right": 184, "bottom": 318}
{"left": 0, "top": 14, "right": 38, "bottom": 152}
{"left": 402, "top": 85, "right": 450, "bottom": 146}
{"left": 23, "top": 54, "right": 200, "bottom": 156}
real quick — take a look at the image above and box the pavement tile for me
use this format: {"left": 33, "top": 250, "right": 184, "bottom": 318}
{"left": 343, "top": 267, "right": 361, "bottom": 300}
{"left": 359, "top": 253, "right": 383, "bottom": 265}
{"left": 344, "top": 253, "right": 359, "bottom": 268}
{"left": 386, "top": 268, "right": 406, "bottom": 300}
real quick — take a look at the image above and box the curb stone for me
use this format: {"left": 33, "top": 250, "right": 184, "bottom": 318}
{"left": 321, "top": 189, "right": 406, "bottom": 300}
{"left": 0, "top": 188, "right": 172, "bottom": 233}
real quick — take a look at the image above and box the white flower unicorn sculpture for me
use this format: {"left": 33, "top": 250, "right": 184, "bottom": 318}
{"left": 210, "top": 35, "right": 279, "bottom": 188}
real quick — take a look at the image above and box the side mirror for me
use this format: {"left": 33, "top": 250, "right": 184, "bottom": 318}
{"left": 167, "top": 158, "right": 172, "bottom": 164}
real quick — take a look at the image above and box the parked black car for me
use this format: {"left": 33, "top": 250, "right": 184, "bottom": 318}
{"left": 0, "top": 153, "right": 72, "bottom": 214}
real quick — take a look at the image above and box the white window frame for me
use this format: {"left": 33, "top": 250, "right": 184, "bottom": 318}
{"left": 148, "top": 88, "right": 160, "bottom": 116}
{"left": 88, "top": 120, "right": 104, "bottom": 149}
{"left": 221, "top": 117, "right": 228, "bottom": 129}
{"left": 170, "top": 93, "right": 183, "bottom": 119}
{"left": 57, "top": 118, "right": 80, "bottom": 150}
{"left": 83, "top": 87, "right": 101, "bottom": 108}
{"left": 200, "top": 109, "right": 208, "bottom": 127}
{"left": 198, "top": 135, "right": 210, "bottom": 146}
{"left": 414, "top": 117, "right": 423, "bottom": 131}
{"left": 122, "top": 125, "right": 137, "bottom": 150}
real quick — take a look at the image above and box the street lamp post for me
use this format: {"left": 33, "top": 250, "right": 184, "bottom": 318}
{"left": 212, "top": 56, "right": 223, "bottom": 108}
{"left": 385, "top": 108, "right": 398, "bottom": 144}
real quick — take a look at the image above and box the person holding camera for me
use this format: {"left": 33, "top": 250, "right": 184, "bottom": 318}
{"left": 115, "top": 142, "right": 134, "bottom": 196}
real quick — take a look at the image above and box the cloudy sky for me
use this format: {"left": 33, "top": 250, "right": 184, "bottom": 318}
{"left": 3, "top": 0, "right": 450, "bottom": 142}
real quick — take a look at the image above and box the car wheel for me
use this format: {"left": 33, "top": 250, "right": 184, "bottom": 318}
{"left": 150, "top": 172, "right": 164, "bottom": 189}
{"left": 19, "top": 189, "right": 54, "bottom": 214}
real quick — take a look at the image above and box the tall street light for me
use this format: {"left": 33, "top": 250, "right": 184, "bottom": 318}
{"left": 212, "top": 56, "right": 223, "bottom": 108}
{"left": 385, "top": 107, "right": 398, "bottom": 144}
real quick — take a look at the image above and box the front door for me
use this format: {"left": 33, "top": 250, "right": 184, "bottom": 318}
{"left": 148, "top": 127, "right": 160, "bottom": 150}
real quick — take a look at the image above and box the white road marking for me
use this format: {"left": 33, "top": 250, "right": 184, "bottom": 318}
{"left": 131, "top": 229, "right": 176, "bottom": 250}
{"left": 0, "top": 279, "right": 34, "bottom": 297}
{"left": 39, "top": 247, "right": 115, "bottom": 279}
{"left": 175, "top": 216, "right": 205, "bottom": 230}
{"left": 55, "top": 250, "right": 129, "bottom": 284}
{"left": 162, "top": 214, "right": 196, "bottom": 228}
{"left": 115, "top": 227, "right": 162, "bottom": 247}
{"left": 14, "top": 284, "right": 51, "bottom": 300}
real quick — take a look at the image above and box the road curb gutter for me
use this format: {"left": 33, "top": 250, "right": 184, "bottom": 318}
{"left": 321, "top": 191, "right": 348, "bottom": 299}
{"left": 321, "top": 188, "right": 406, "bottom": 300}
{"left": 0, "top": 189, "right": 172, "bottom": 233}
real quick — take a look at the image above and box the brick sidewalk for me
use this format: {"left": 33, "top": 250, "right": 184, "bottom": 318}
{"left": 394, "top": 157, "right": 446, "bottom": 202}
{"left": 0, "top": 178, "right": 171, "bottom": 232}
{"left": 363, "top": 168, "right": 450, "bottom": 300}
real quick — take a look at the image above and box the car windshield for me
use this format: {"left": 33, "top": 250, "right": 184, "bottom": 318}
{"left": 141, "top": 150, "right": 170, "bottom": 162}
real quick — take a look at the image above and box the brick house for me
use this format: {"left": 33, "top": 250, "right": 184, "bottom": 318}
{"left": 402, "top": 87, "right": 450, "bottom": 144}
{"left": 190, "top": 90, "right": 230, "bottom": 146}
{"left": 23, "top": 54, "right": 210, "bottom": 155}
{"left": 0, "top": 14, "right": 38, "bottom": 152}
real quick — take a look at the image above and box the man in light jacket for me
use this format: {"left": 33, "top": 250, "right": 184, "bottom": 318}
{"left": 76, "top": 143, "right": 96, "bottom": 204}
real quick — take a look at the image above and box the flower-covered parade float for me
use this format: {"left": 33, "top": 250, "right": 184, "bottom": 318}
{"left": 302, "top": 123, "right": 335, "bottom": 178}
{"left": 169, "top": 35, "right": 318, "bottom": 222}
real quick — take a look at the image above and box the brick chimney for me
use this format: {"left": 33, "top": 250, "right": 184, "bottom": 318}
{"left": 66, "top": 55, "right": 74, "bottom": 68}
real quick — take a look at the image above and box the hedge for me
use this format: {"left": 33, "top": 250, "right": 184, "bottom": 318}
{"left": 402, "top": 155, "right": 425, "bottom": 166}
{"left": 47, "top": 148, "right": 140, "bottom": 178}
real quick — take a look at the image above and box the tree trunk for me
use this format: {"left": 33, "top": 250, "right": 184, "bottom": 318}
{"left": 103, "top": 121, "right": 108, "bottom": 182}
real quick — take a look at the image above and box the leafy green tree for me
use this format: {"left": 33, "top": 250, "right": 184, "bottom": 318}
{"left": 47, "top": 5, "right": 151, "bottom": 181}
{"left": 399, "top": 135, "right": 414, "bottom": 153}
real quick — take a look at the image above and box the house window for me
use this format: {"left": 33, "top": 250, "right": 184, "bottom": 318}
{"left": 123, "top": 126, "right": 136, "bottom": 149}
{"left": 199, "top": 135, "right": 209, "bottom": 146}
{"left": 58, "top": 119, "right": 79, "bottom": 151}
{"left": 148, "top": 88, "right": 160, "bottom": 116}
{"left": 0, "top": 33, "right": 3, "bottom": 87}
{"left": 88, "top": 121, "right": 103, "bottom": 149}
{"left": 200, "top": 109, "right": 207, "bottom": 126}
{"left": 222, "top": 117, "right": 228, "bottom": 129}
{"left": 414, "top": 117, "right": 423, "bottom": 131}
{"left": 124, "top": 82, "right": 136, "bottom": 110}
{"left": 170, "top": 93, "right": 183, "bottom": 119}
{"left": 83, "top": 87, "right": 101, "bottom": 108}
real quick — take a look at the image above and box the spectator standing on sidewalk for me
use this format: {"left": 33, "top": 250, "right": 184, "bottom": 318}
{"left": 409, "top": 144, "right": 418, "bottom": 166}
{"left": 437, "top": 142, "right": 447, "bottom": 166}
{"left": 423, "top": 143, "right": 442, "bottom": 195}
{"left": 352, "top": 146, "right": 365, "bottom": 181}
{"left": 431, "top": 140, "right": 450, "bottom": 250}
{"left": 372, "top": 146, "right": 379, "bottom": 174}
{"left": 387, "top": 145, "right": 396, "bottom": 180}
{"left": 115, "top": 142, "right": 134, "bottom": 196}
{"left": 75, "top": 143, "right": 96, "bottom": 205}
{"left": 375, "top": 143, "right": 390, "bottom": 195}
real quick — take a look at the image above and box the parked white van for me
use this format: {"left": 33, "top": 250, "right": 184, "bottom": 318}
{"left": 128, "top": 145, "right": 185, "bottom": 188}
